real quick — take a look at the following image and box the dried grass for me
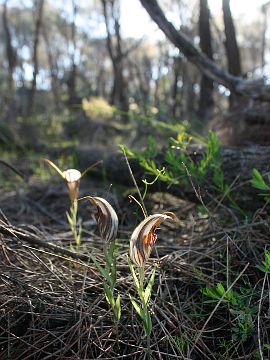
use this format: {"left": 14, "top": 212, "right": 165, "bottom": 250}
{"left": 0, "top": 182, "right": 270, "bottom": 359}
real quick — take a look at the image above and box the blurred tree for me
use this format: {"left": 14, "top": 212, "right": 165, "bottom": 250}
{"left": 222, "top": 0, "right": 241, "bottom": 108}
{"left": 222, "top": 0, "right": 241, "bottom": 77}
{"left": 139, "top": 0, "right": 270, "bottom": 101}
{"left": 28, "top": 0, "right": 45, "bottom": 115}
{"left": 101, "top": 0, "right": 129, "bottom": 115}
{"left": 170, "top": 56, "right": 181, "bottom": 119}
{"left": 198, "top": 0, "right": 213, "bottom": 119}
{"left": 67, "top": 0, "right": 78, "bottom": 108}
{"left": 42, "top": 23, "right": 60, "bottom": 111}
{"left": 2, "top": 0, "right": 17, "bottom": 95}
{"left": 261, "top": 1, "right": 270, "bottom": 72}
{"left": 0, "top": 0, "right": 268, "bottom": 145}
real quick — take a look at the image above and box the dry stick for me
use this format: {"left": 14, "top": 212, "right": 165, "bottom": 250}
{"left": 0, "top": 159, "right": 25, "bottom": 179}
{"left": 122, "top": 148, "right": 148, "bottom": 217}
{"left": 189, "top": 262, "right": 250, "bottom": 355}
{"left": 0, "top": 224, "right": 89, "bottom": 262}
{"left": 1, "top": 225, "right": 129, "bottom": 271}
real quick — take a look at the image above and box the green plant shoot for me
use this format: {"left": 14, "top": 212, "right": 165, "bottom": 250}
{"left": 128, "top": 257, "right": 156, "bottom": 343}
{"left": 91, "top": 240, "right": 121, "bottom": 323}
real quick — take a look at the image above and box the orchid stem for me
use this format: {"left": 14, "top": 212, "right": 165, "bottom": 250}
{"left": 67, "top": 200, "right": 82, "bottom": 250}
{"left": 138, "top": 266, "right": 145, "bottom": 291}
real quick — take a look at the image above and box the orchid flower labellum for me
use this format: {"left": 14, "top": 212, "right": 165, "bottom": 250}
{"left": 44, "top": 159, "right": 82, "bottom": 203}
{"left": 130, "top": 213, "right": 173, "bottom": 267}
{"left": 62, "top": 169, "right": 82, "bottom": 203}
{"left": 88, "top": 196, "right": 118, "bottom": 243}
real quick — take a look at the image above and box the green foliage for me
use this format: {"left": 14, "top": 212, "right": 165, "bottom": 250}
{"left": 91, "top": 241, "right": 121, "bottom": 323}
{"left": 122, "top": 131, "right": 223, "bottom": 186}
{"left": 170, "top": 335, "right": 187, "bottom": 354}
{"left": 202, "top": 282, "right": 237, "bottom": 305}
{"left": 202, "top": 283, "right": 256, "bottom": 341}
{"left": 128, "top": 258, "right": 156, "bottom": 337}
{"left": 122, "top": 131, "right": 245, "bottom": 215}
{"left": 251, "top": 168, "right": 270, "bottom": 201}
{"left": 257, "top": 250, "right": 270, "bottom": 273}
{"left": 202, "top": 131, "right": 224, "bottom": 190}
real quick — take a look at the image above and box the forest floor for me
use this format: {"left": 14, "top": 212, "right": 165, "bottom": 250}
{"left": 1, "top": 152, "right": 270, "bottom": 360}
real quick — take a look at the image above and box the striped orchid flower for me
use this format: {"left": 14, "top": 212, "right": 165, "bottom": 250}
{"left": 130, "top": 213, "right": 173, "bottom": 267}
{"left": 44, "top": 159, "right": 102, "bottom": 204}
{"left": 87, "top": 196, "right": 118, "bottom": 243}
{"left": 44, "top": 159, "right": 81, "bottom": 203}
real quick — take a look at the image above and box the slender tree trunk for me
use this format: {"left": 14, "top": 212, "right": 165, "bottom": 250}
{"left": 42, "top": 26, "right": 60, "bottom": 111}
{"left": 154, "top": 62, "right": 162, "bottom": 109}
{"left": 222, "top": 0, "right": 241, "bottom": 108}
{"left": 111, "top": 61, "right": 128, "bottom": 112}
{"left": 171, "top": 57, "right": 181, "bottom": 118}
{"left": 222, "top": 0, "right": 241, "bottom": 77}
{"left": 67, "top": 63, "right": 77, "bottom": 108}
{"left": 2, "top": 0, "right": 16, "bottom": 93}
{"left": 96, "top": 66, "right": 106, "bottom": 97}
{"left": 261, "top": 2, "right": 270, "bottom": 72}
{"left": 133, "top": 58, "right": 151, "bottom": 115}
{"left": 28, "top": 0, "right": 45, "bottom": 115}
{"left": 67, "top": 0, "right": 78, "bottom": 108}
{"left": 198, "top": 0, "right": 214, "bottom": 119}
{"left": 101, "top": 0, "right": 129, "bottom": 117}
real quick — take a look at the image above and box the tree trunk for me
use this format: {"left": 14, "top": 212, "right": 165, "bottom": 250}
{"left": 111, "top": 61, "right": 129, "bottom": 112}
{"left": 2, "top": 0, "right": 16, "bottom": 94}
{"left": 261, "top": 2, "right": 270, "bottom": 72}
{"left": 101, "top": 0, "right": 129, "bottom": 117}
{"left": 171, "top": 57, "right": 181, "bottom": 118}
{"left": 222, "top": 0, "right": 241, "bottom": 108}
{"left": 28, "top": 0, "right": 45, "bottom": 115}
{"left": 67, "top": 63, "right": 77, "bottom": 108}
{"left": 222, "top": 0, "right": 241, "bottom": 77}
{"left": 67, "top": 0, "right": 78, "bottom": 108}
{"left": 42, "top": 26, "right": 60, "bottom": 111}
{"left": 198, "top": 0, "right": 214, "bottom": 119}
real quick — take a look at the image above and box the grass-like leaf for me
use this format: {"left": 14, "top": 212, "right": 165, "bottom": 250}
{"left": 129, "top": 295, "right": 143, "bottom": 318}
{"left": 144, "top": 267, "right": 156, "bottom": 305}
{"left": 90, "top": 254, "right": 114, "bottom": 288}
{"left": 115, "top": 293, "right": 121, "bottom": 321}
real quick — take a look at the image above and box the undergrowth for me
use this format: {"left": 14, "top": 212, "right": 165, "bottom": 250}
{"left": 1, "top": 124, "right": 270, "bottom": 359}
{"left": 121, "top": 130, "right": 246, "bottom": 217}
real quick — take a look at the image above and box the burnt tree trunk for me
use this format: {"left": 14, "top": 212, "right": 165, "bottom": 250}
{"left": 222, "top": 0, "right": 241, "bottom": 77}
{"left": 198, "top": 0, "right": 214, "bottom": 119}
{"left": 222, "top": 0, "right": 242, "bottom": 108}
